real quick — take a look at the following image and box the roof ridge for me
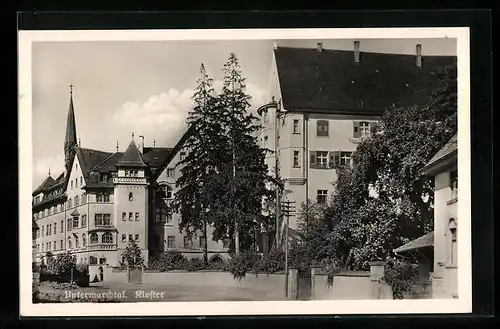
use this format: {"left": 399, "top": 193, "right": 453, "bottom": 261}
{"left": 88, "top": 152, "right": 121, "bottom": 172}
{"left": 275, "top": 46, "right": 457, "bottom": 58}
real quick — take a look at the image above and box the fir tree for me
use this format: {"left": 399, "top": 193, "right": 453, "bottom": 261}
{"left": 212, "top": 53, "right": 276, "bottom": 253}
{"left": 122, "top": 239, "right": 144, "bottom": 268}
{"left": 172, "top": 63, "right": 222, "bottom": 264}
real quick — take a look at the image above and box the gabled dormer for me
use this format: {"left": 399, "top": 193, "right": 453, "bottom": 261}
{"left": 113, "top": 136, "right": 148, "bottom": 185}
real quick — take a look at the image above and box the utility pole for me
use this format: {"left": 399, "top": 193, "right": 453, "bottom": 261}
{"left": 281, "top": 200, "right": 295, "bottom": 298}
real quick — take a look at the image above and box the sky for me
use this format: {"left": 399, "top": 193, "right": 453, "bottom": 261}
{"left": 31, "top": 37, "right": 456, "bottom": 188}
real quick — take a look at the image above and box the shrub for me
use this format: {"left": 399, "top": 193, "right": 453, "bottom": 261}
{"left": 226, "top": 250, "right": 261, "bottom": 280}
{"left": 148, "top": 250, "right": 188, "bottom": 272}
{"left": 185, "top": 258, "right": 206, "bottom": 272}
{"left": 32, "top": 281, "right": 40, "bottom": 303}
{"left": 383, "top": 258, "right": 419, "bottom": 299}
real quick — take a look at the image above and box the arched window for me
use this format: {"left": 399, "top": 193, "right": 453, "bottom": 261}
{"left": 90, "top": 233, "right": 98, "bottom": 244}
{"left": 82, "top": 193, "right": 86, "bottom": 204}
{"left": 68, "top": 198, "right": 72, "bottom": 208}
{"left": 82, "top": 233, "right": 86, "bottom": 247}
{"left": 68, "top": 237, "right": 72, "bottom": 249}
{"left": 75, "top": 196, "right": 79, "bottom": 206}
{"left": 75, "top": 235, "right": 79, "bottom": 248}
{"left": 60, "top": 240, "right": 63, "bottom": 249}
{"left": 102, "top": 232, "right": 113, "bottom": 244}
{"left": 129, "top": 192, "right": 133, "bottom": 201}
{"left": 449, "top": 219, "right": 457, "bottom": 266}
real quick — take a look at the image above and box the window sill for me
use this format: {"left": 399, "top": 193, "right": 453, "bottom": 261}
{"left": 447, "top": 198, "right": 458, "bottom": 205}
{"left": 292, "top": 132, "right": 301, "bottom": 135}
{"left": 445, "top": 265, "right": 458, "bottom": 269}
{"left": 292, "top": 166, "right": 301, "bottom": 169}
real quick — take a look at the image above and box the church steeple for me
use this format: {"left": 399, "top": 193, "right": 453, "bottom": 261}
{"left": 64, "top": 84, "right": 77, "bottom": 172}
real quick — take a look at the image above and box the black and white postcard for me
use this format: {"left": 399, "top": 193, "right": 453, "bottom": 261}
{"left": 19, "top": 27, "right": 471, "bottom": 316}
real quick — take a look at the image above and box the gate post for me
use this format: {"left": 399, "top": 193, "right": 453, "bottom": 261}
{"left": 288, "top": 268, "right": 298, "bottom": 300}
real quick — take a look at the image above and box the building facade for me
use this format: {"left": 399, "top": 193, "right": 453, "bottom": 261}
{"left": 423, "top": 134, "right": 458, "bottom": 298}
{"left": 32, "top": 91, "right": 228, "bottom": 269}
{"left": 256, "top": 42, "right": 457, "bottom": 245}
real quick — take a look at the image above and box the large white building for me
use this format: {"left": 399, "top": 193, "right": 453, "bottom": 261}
{"left": 32, "top": 91, "right": 228, "bottom": 274}
{"left": 256, "top": 42, "right": 456, "bottom": 246}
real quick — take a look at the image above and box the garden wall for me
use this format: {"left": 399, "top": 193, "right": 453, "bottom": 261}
{"left": 313, "top": 272, "right": 372, "bottom": 300}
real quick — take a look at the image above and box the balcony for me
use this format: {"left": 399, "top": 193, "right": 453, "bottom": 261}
{"left": 113, "top": 177, "right": 147, "bottom": 185}
{"left": 87, "top": 244, "right": 117, "bottom": 251}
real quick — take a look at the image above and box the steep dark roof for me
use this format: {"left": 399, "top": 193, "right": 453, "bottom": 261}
{"left": 151, "top": 126, "right": 195, "bottom": 183}
{"left": 274, "top": 46, "right": 457, "bottom": 115}
{"left": 116, "top": 140, "right": 147, "bottom": 168}
{"left": 32, "top": 176, "right": 56, "bottom": 196}
{"left": 76, "top": 147, "right": 114, "bottom": 184}
{"left": 425, "top": 134, "right": 457, "bottom": 167}
{"left": 143, "top": 147, "right": 173, "bottom": 176}
{"left": 393, "top": 232, "right": 434, "bottom": 254}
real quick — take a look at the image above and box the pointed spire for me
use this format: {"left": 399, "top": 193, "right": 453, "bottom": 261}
{"left": 78, "top": 138, "right": 81, "bottom": 147}
{"left": 132, "top": 132, "right": 135, "bottom": 140}
{"left": 48, "top": 168, "right": 51, "bottom": 177}
{"left": 153, "top": 139, "right": 156, "bottom": 147}
{"left": 64, "top": 84, "right": 77, "bottom": 171}
{"left": 116, "top": 140, "right": 119, "bottom": 152}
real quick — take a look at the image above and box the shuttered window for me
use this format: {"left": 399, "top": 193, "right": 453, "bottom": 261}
{"left": 317, "top": 120, "right": 329, "bottom": 136}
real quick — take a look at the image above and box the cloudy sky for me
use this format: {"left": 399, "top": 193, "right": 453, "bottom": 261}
{"left": 31, "top": 37, "right": 456, "bottom": 188}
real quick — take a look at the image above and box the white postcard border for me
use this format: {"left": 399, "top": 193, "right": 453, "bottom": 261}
{"left": 19, "top": 27, "right": 471, "bottom": 317}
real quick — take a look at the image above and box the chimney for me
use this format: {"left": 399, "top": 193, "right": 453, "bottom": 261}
{"left": 354, "top": 40, "right": 360, "bottom": 63}
{"left": 416, "top": 44, "right": 422, "bottom": 68}
{"left": 317, "top": 42, "right": 323, "bottom": 52}
{"left": 138, "top": 135, "right": 144, "bottom": 154}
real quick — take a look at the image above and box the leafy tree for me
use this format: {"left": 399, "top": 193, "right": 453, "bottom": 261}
{"left": 47, "top": 251, "right": 76, "bottom": 281}
{"left": 293, "top": 63, "right": 458, "bottom": 271}
{"left": 122, "top": 239, "right": 144, "bottom": 268}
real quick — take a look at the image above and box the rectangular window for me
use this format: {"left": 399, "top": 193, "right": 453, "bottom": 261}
{"left": 103, "top": 214, "right": 111, "bottom": 226}
{"left": 317, "top": 190, "right": 328, "bottom": 204}
{"left": 166, "top": 212, "right": 173, "bottom": 224}
{"left": 135, "top": 234, "right": 139, "bottom": 241}
{"left": 75, "top": 179, "right": 78, "bottom": 188}
{"left": 340, "top": 152, "right": 353, "bottom": 166}
{"left": 61, "top": 221, "right": 63, "bottom": 233}
{"left": 95, "top": 214, "right": 103, "bottom": 226}
{"left": 317, "top": 151, "right": 328, "bottom": 168}
{"left": 135, "top": 212, "right": 140, "bottom": 221}
{"left": 167, "top": 236, "right": 175, "bottom": 248}
{"left": 60, "top": 240, "right": 63, "bottom": 249}
{"left": 122, "top": 234, "right": 126, "bottom": 242}
{"left": 104, "top": 194, "right": 110, "bottom": 203}
{"left": 54, "top": 223, "right": 57, "bottom": 233}
{"left": 451, "top": 228, "right": 457, "bottom": 266}
{"left": 317, "top": 120, "right": 329, "bottom": 136}
{"left": 128, "top": 234, "right": 133, "bottom": 242}
{"left": 73, "top": 216, "right": 79, "bottom": 228}
{"left": 41, "top": 226, "right": 44, "bottom": 237}
{"left": 450, "top": 170, "right": 458, "bottom": 200}
{"left": 129, "top": 212, "right": 133, "bottom": 221}
{"left": 167, "top": 169, "right": 174, "bottom": 178}
{"left": 360, "top": 121, "right": 370, "bottom": 138}
{"left": 122, "top": 212, "right": 127, "bottom": 221}
{"left": 184, "top": 236, "right": 192, "bottom": 248}
{"left": 67, "top": 219, "right": 72, "bottom": 231}
{"left": 199, "top": 236, "right": 206, "bottom": 248}
{"left": 293, "top": 119, "right": 300, "bottom": 134}
{"left": 293, "top": 150, "right": 300, "bottom": 168}
{"left": 81, "top": 215, "right": 87, "bottom": 227}
{"left": 80, "top": 177, "right": 83, "bottom": 186}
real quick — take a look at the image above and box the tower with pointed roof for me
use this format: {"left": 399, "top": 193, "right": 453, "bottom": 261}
{"left": 113, "top": 135, "right": 150, "bottom": 264}
{"left": 64, "top": 85, "right": 78, "bottom": 174}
